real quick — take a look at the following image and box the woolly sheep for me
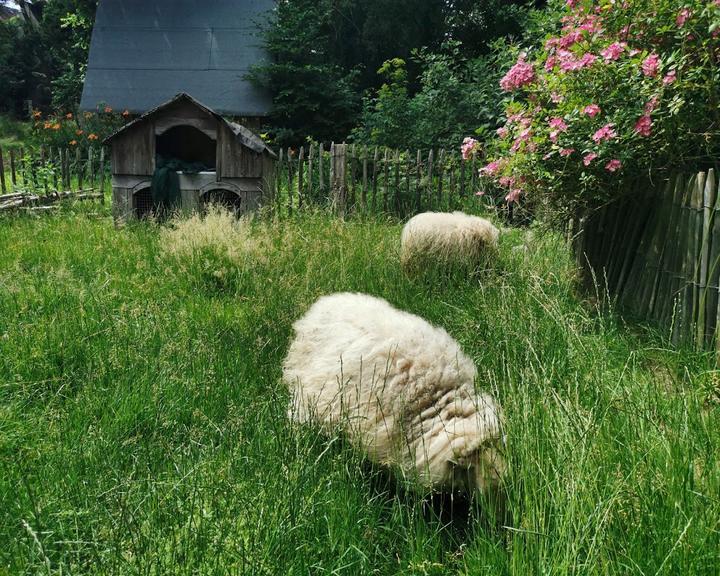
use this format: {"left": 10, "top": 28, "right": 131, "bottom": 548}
{"left": 400, "top": 211, "right": 500, "bottom": 273}
{"left": 283, "top": 292, "right": 506, "bottom": 498}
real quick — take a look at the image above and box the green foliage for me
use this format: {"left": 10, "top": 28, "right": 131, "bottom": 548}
{"left": 0, "top": 0, "right": 97, "bottom": 117}
{"left": 1, "top": 210, "right": 719, "bottom": 573}
{"left": 353, "top": 42, "right": 511, "bottom": 150}
{"left": 481, "top": 0, "right": 720, "bottom": 218}
{"left": 251, "top": 0, "right": 535, "bottom": 146}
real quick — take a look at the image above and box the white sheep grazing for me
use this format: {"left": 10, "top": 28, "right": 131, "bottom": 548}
{"left": 283, "top": 292, "right": 506, "bottom": 498}
{"left": 400, "top": 211, "right": 500, "bottom": 273}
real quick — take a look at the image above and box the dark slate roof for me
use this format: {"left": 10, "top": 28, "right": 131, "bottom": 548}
{"left": 0, "top": 4, "right": 19, "bottom": 20}
{"left": 104, "top": 93, "right": 276, "bottom": 157}
{"left": 80, "top": 0, "right": 274, "bottom": 116}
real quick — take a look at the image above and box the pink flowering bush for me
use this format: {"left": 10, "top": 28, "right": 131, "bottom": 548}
{"left": 474, "top": 0, "right": 720, "bottom": 216}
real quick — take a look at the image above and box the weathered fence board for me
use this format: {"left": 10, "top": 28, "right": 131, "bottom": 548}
{"left": 580, "top": 168, "right": 720, "bottom": 353}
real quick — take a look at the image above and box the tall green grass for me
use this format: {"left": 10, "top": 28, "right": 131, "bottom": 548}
{"left": 1, "top": 207, "right": 718, "bottom": 574}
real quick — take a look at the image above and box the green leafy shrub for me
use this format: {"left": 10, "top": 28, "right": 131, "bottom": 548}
{"left": 477, "top": 0, "right": 720, "bottom": 219}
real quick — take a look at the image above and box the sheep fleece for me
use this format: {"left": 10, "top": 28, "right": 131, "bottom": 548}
{"left": 400, "top": 211, "right": 499, "bottom": 268}
{"left": 283, "top": 292, "right": 505, "bottom": 494}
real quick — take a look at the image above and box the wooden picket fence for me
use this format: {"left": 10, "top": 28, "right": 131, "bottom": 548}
{"left": 269, "top": 143, "right": 491, "bottom": 218}
{"left": 576, "top": 168, "right": 720, "bottom": 351}
{"left": 0, "top": 145, "right": 108, "bottom": 211}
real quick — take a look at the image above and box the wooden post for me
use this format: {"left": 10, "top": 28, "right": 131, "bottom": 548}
{"left": 332, "top": 143, "right": 347, "bottom": 216}
{"left": 99, "top": 147, "right": 106, "bottom": 204}
{"left": 10, "top": 149, "right": 17, "bottom": 189}
{"left": 318, "top": 143, "right": 325, "bottom": 203}
{"left": 349, "top": 144, "right": 356, "bottom": 211}
{"left": 362, "top": 146, "right": 368, "bottom": 211}
{"left": 437, "top": 149, "right": 445, "bottom": 209}
{"left": 297, "top": 146, "right": 305, "bottom": 211}
{"left": 287, "top": 147, "right": 294, "bottom": 216}
{"left": 0, "top": 146, "right": 6, "bottom": 194}
{"left": 404, "top": 150, "right": 411, "bottom": 216}
{"left": 372, "top": 147, "right": 378, "bottom": 212}
{"left": 383, "top": 148, "right": 389, "bottom": 213}
{"left": 329, "top": 143, "right": 335, "bottom": 210}
{"left": 307, "top": 145, "right": 314, "bottom": 205}
{"left": 76, "top": 148, "right": 83, "bottom": 191}
{"left": 87, "top": 147, "right": 94, "bottom": 189}
{"left": 393, "top": 150, "right": 400, "bottom": 214}
{"left": 696, "top": 170, "right": 715, "bottom": 348}
{"left": 426, "top": 150, "right": 434, "bottom": 211}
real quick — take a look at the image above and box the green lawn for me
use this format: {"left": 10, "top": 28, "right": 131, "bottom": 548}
{"left": 1, "top": 206, "right": 718, "bottom": 575}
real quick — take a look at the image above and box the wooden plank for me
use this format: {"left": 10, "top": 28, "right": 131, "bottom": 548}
{"left": 394, "top": 149, "right": 401, "bottom": 214}
{"left": 297, "top": 146, "right": 305, "bottom": 210}
{"left": 426, "top": 150, "right": 434, "bottom": 211}
{"left": 695, "top": 170, "right": 714, "bottom": 348}
{"left": 659, "top": 175, "right": 687, "bottom": 332}
{"left": 307, "top": 145, "right": 314, "bottom": 205}
{"left": 437, "top": 149, "right": 445, "bottom": 209}
{"left": 632, "top": 178, "right": 674, "bottom": 317}
{"left": 361, "top": 146, "right": 368, "bottom": 211}
{"left": 349, "top": 144, "right": 356, "bottom": 211}
{"left": 0, "top": 146, "right": 6, "bottom": 194}
{"left": 87, "top": 147, "right": 94, "bottom": 189}
{"left": 318, "top": 143, "right": 325, "bottom": 202}
{"left": 404, "top": 150, "right": 411, "bottom": 216}
{"left": 372, "top": 147, "right": 378, "bottom": 212}
{"left": 76, "top": 147, "right": 84, "bottom": 191}
{"left": 287, "top": 147, "right": 294, "bottom": 216}
{"left": 99, "top": 147, "right": 106, "bottom": 204}
{"left": 10, "top": 149, "right": 17, "bottom": 188}
{"left": 383, "top": 148, "right": 389, "bottom": 213}
{"left": 329, "top": 143, "right": 335, "bottom": 210}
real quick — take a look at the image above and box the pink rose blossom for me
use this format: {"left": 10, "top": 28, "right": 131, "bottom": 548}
{"left": 605, "top": 159, "right": 622, "bottom": 172}
{"left": 498, "top": 175, "right": 516, "bottom": 188}
{"left": 496, "top": 127, "right": 509, "bottom": 139}
{"left": 461, "top": 137, "right": 480, "bottom": 160}
{"left": 560, "top": 148, "right": 575, "bottom": 157}
{"left": 480, "top": 160, "right": 502, "bottom": 176}
{"left": 545, "top": 56, "right": 557, "bottom": 71}
{"left": 592, "top": 123, "right": 617, "bottom": 143}
{"left": 642, "top": 53, "right": 660, "bottom": 77}
{"left": 644, "top": 96, "right": 660, "bottom": 114}
{"left": 634, "top": 115, "right": 652, "bottom": 137}
{"left": 662, "top": 70, "right": 676, "bottom": 85}
{"left": 676, "top": 8, "right": 691, "bottom": 27}
{"left": 549, "top": 117, "right": 569, "bottom": 131}
{"left": 559, "top": 30, "right": 584, "bottom": 49}
{"left": 500, "top": 56, "right": 536, "bottom": 92}
{"left": 601, "top": 42, "right": 627, "bottom": 61}
{"left": 505, "top": 189, "right": 522, "bottom": 204}
{"left": 583, "top": 104, "right": 601, "bottom": 117}
{"left": 583, "top": 152, "right": 598, "bottom": 166}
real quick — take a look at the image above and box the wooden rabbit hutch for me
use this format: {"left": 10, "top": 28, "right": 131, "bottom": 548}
{"left": 105, "top": 93, "right": 276, "bottom": 221}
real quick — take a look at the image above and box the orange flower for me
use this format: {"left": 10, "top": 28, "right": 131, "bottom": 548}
{"left": 52, "top": 123, "right": 61, "bottom": 131}
{"left": 88, "top": 133, "right": 99, "bottom": 141}
{"left": 122, "top": 109, "right": 130, "bottom": 117}
{"left": 104, "top": 106, "right": 113, "bottom": 113}
{"left": 69, "top": 140, "right": 77, "bottom": 146}
{"left": 76, "top": 129, "right": 84, "bottom": 136}
{"left": 43, "top": 121, "right": 53, "bottom": 130}
{"left": 66, "top": 112, "right": 73, "bottom": 119}
{"left": 32, "top": 110, "right": 42, "bottom": 119}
